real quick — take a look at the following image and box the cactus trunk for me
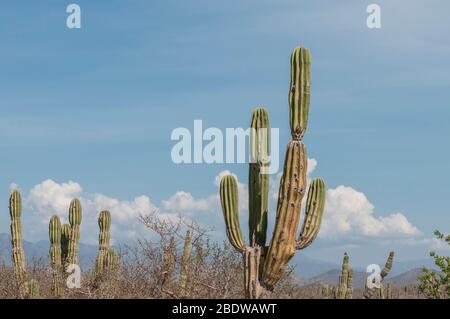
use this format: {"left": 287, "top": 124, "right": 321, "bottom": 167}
{"left": 9, "top": 190, "right": 26, "bottom": 287}
{"left": 49, "top": 215, "right": 62, "bottom": 297}
{"left": 262, "top": 141, "right": 307, "bottom": 288}
{"left": 67, "top": 199, "right": 82, "bottom": 266}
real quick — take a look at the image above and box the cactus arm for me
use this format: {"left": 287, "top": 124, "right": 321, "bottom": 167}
{"left": 296, "top": 178, "right": 326, "bottom": 249}
{"left": 219, "top": 175, "right": 245, "bottom": 252}
{"left": 289, "top": 47, "right": 311, "bottom": 141}
{"left": 381, "top": 251, "right": 394, "bottom": 278}
{"left": 262, "top": 141, "right": 307, "bottom": 289}
{"left": 9, "top": 190, "right": 26, "bottom": 285}
{"left": 248, "top": 107, "right": 270, "bottom": 246}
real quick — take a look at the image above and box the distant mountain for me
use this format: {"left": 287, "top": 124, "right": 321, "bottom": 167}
{"left": 303, "top": 267, "right": 430, "bottom": 288}
{"left": 290, "top": 254, "right": 340, "bottom": 278}
{"left": 306, "top": 269, "right": 368, "bottom": 289}
{"left": 386, "top": 268, "right": 426, "bottom": 286}
{"left": 389, "top": 259, "right": 436, "bottom": 276}
{"left": 0, "top": 233, "right": 98, "bottom": 269}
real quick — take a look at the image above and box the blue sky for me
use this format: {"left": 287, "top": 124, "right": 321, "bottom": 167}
{"left": 0, "top": 1, "right": 449, "bottom": 267}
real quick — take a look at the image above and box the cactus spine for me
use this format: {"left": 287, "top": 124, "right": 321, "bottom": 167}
{"left": 364, "top": 251, "right": 395, "bottom": 299}
{"left": 9, "top": 190, "right": 26, "bottom": 285}
{"left": 179, "top": 230, "right": 192, "bottom": 293}
{"left": 219, "top": 47, "right": 326, "bottom": 298}
{"left": 95, "top": 210, "right": 119, "bottom": 276}
{"left": 49, "top": 215, "right": 62, "bottom": 297}
{"left": 67, "top": 199, "right": 82, "bottom": 266}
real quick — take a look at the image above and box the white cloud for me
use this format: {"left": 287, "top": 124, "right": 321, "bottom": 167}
{"left": 320, "top": 186, "right": 420, "bottom": 238}
{"left": 12, "top": 159, "right": 423, "bottom": 247}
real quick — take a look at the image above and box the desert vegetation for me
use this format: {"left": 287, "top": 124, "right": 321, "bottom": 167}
{"left": 0, "top": 46, "right": 447, "bottom": 300}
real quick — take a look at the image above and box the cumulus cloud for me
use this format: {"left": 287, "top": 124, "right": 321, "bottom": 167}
{"left": 12, "top": 158, "right": 423, "bottom": 246}
{"left": 320, "top": 186, "right": 420, "bottom": 238}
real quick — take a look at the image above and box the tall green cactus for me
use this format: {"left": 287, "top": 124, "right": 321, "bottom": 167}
{"left": 95, "top": 210, "right": 119, "bottom": 277}
{"left": 9, "top": 190, "right": 26, "bottom": 285}
{"left": 364, "top": 251, "right": 395, "bottom": 299}
{"left": 219, "top": 46, "right": 326, "bottom": 298}
{"left": 67, "top": 199, "right": 82, "bottom": 266}
{"left": 49, "top": 215, "right": 62, "bottom": 297}
{"left": 336, "top": 253, "right": 353, "bottom": 299}
{"left": 179, "top": 230, "right": 192, "bottom": 294}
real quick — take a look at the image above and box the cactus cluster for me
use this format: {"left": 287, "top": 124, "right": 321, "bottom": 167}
{"left": 219, "top": 46, "right": 327, "bottom": 298}
{"left": 364, "top": 251, "right": 395, "bottom": 299}
{"left": 95, "top": 210, "right": 119, "bottom": 277}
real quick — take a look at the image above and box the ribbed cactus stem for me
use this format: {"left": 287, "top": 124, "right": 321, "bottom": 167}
{"left": 289, "top": 47, "right": 311, "bottom": 140}
{"left": 219, "top": 176, "right": 245, "bottom": 252}
{"left": 67, "top": 199, "right": 82, "bottom": 266}
{"left": 98, "top": 210, "right": 111, "bottom": 250}
{"left": 336, "top": 253, "right": 350, "bottom": 299}
{"left": 262, "top": 140, "right": 308, "bottom": 289}
{"left": 297, "top": 178, "right": 326, "bottom": 249}
{"left": 49, "top": 215, "right": 62, "bottom": 297}
{"left": 95, "top": 248, "right": 119, "bottom": 276}
{"left": 346, "top": 269, "right": 354, "bottom": 299}
{"left": 61, "top": 223, "right": 71, "bottom": 265}
{"left": 179, "top": 230, "right": 192, "bottom": 293}
{"left": 95, "top": 210, "right": 119, "bottom": 277}
{"left": 249, "top": 107, "right": 270, "bottom": 247}
{"left": 9, "top": 190, "right": 26, "bottom": 285}
{"left": 26, "top": 279, "right": 40, "bottom": 299}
